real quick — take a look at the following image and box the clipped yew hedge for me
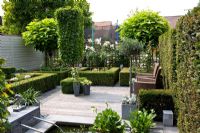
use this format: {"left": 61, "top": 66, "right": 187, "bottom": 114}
{"left": 2, "top": 67, "right": 16, "bottom": 79}
{"left": 159, "top": 7, "right": 200, "bottom": 133}
{"left": 55, "top": 7, "right": 84, "bottom": 66}
{"left": 119, "top": 67, "right": 135, "bottom": 86}
{"left": 79, "top": 67, "right": 120, "bottom": 86}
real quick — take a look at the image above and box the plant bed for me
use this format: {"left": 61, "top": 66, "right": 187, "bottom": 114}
{"left": 79, "top": 67, "right": 120, "bottom": 86}
{"left": 119, "top": 67, "right": 135, "bottom": 86}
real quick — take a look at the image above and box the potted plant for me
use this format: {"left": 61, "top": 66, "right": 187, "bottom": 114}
{"left": 71, "top": 68, "right": 80, "bottom": 96}
{"left": 80, "top": 79, "right": 92, "bottom": 95}
{"left": 121, "top": 95, "right": 137, "bottom": 120}
{"left": 12, "top": 88, "right": 40, "bottom": 112}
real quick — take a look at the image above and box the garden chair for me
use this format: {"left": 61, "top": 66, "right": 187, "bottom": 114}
{"left": 136, "top": 63, "right": 159, "bottom": 79}
{"left": 133, "top": 67, "right": 161, "bottom": 94}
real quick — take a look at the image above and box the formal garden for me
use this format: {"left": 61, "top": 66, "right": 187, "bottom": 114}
{"left": 0, "top": 0, "right": 200, "bottom": 133}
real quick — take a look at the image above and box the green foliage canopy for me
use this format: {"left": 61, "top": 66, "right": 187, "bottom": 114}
{"left": 22, "top": 18, "right": 57, "bottom": 56}
{"left": 119, "top": 10, "right": 169, "bottom": 48}
{"left": 55, "top": 7, "right": 84, "bottom": 66}
{"left": 2, "top": 0, "right": 92, "bottom": 35}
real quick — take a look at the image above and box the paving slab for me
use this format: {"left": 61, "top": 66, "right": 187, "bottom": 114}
{"left": 39, "top": 86, "right": 178, "bottom": 133}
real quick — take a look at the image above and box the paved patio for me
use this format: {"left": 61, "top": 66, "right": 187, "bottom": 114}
{"left": 39, "top": 86, "right": 178, "bottom": 133}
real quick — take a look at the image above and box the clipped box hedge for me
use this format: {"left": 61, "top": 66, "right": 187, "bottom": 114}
{"left": 2, "top": 67, "right": 16, "bottom": 79}
{"left": 79, "top": 67, "right": 120, "bottom": 86}
{"left": 36, "top": 70, "right": 70, "bottom": 85}
{"left": 10, "top": 73, "right": 58, "bottom": 94}
{"left": 138, "top": 89, "right": 176, "bottom": 122}
{"left": 119, "top": 67, "right": 135, "bottom": 86}
{"left": 61, "top": 77, "right": 86, "bottom": 94}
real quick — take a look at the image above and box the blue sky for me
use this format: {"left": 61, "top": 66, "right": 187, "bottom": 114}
{"left": 0, "top": 0, "right": 199, "bottom": 24}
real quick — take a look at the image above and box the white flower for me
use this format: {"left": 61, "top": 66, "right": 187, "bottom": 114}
{"left": 24, "top": 75, "right": 31, "bottom": 79}
{"left": 103, "top": 41, "right": 111, "bottom": 47}
{"left": 88, "top": 38, "right": 92, "bottom": 43}
{"left": 95, "top": 38, "right": 101, "bottom": 45}
{"left": 10, "top": 77, "right": 18, "bottom": 82}
{"left": 110, "top": 44, "right": 114, "bottom": 48}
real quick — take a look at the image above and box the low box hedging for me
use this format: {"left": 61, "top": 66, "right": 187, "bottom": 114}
{"left": 79, "top": 67, "right": 120, "bottom": 86}
{"left": 138, "top": 89, "right": 176, "bottom": 122}
{"left": 61, "top": 77, "right": 87, "bottom": 94}
{"left": 10, "top": 73, "right": 58, "bottom": 94}
{"left": 35, "top": 70, "right": 70, "bottom": 85}
{"left": 119, "top": 67, "right": 135, "bottom": 86}
{"left": 2, "top": 67, "right": 16, "bottom": 79}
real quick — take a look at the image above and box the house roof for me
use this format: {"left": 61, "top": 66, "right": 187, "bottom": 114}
{"left": 164, "top": 16, "right": 182, "bottom": 28}
{"left": 94, "top": 21, "right": 112, "bottom": 27}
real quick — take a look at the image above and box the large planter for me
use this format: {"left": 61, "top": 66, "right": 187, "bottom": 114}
{"left": 73, "top": 82, "right": 80, "bottom": 96}
{"left": 122, "top": 103, "right": 136, "bottom": 120}
{"left": 83, "top": 85, "right": 90, "bottom": 95}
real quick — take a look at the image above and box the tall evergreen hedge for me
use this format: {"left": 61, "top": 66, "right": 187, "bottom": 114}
{"left": 159, "top": 7, "right": 200, "bottom": 133}
{"left": 55, "top": 7, "right": 84, "bottom": 66}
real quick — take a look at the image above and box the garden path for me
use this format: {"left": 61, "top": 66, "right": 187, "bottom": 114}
{"left": 39, "top": 86, "right": 178, "bottom": 133}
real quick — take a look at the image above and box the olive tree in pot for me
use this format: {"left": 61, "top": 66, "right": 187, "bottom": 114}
{"left": 80, "top": 79, "right": 92, "bottom": 95}
{"left": 122, "top": 95, "right": 137, "bottom": 120}
{"left": 119, "top": 38, "right": 143, "bottom": 96}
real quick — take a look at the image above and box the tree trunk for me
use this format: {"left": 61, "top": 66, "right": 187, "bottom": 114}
{"left": 129, "top": 56, "right": 133, "bottom": 97}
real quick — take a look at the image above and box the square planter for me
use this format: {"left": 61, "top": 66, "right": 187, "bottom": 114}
{"left": 122, "top": 103, "right": 136, "bottom": 120}
{"left": 13, "top": 105, "right": 26, "bottom": 112}
{"left": 73, "top": 82, "right": 80, "bottom": 96}
{"left": 83, "top": 85, "right": 90, "bottom": 95}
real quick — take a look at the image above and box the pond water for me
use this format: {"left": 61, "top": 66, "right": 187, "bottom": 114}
{"left": 47, "top": 125, "right": 91, "bottom": 133}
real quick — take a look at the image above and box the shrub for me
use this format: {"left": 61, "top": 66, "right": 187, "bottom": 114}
{"left": 91, "top": 106, "right": 125, "bottom": 133}
{"left": 61, "top": 77, "right": 87, "bottom": 94}
{"left": 119, "top": 67, "right": 135, "bottom": 86}
{"left": 79, "top": 67, "right": 120, "bottom": 86}
{"left": 55, "top": 7, "right": 84, "bottom": 66}
{"left": 138, "top": 89, "right": 175, "bottom": 121}
{"left": 10, "top": 73, "right": 58, "bottom": 94}
{"left": 130, "top": 109, "right": 156, "bottom": 133}
{"left": 22, "top": 18, "right": 58, "bottom": 61}
{"left": 2, "top": 67, "right": 16, "bottom": 79}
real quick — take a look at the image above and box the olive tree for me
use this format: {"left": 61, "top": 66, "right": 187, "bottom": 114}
{"left": 119, "top": 38, "right": 143, "bottom": 96}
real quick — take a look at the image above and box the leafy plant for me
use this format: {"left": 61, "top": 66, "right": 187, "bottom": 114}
{"left": 122, "top": 95, "right": 136, "bottom": 105}
{"left": 55, "top": 6, "right": 84, "bottom": 66}
{"left": 130, "top": 109, "right": 156, "bottom": 133}
{"left": 0, "top": 58, "right": 13, "bottom": 133}
{"left": 91, "top": 104, "right": 125, "bottom": 133}
{"left": 20, "top": 88, "right": 40, "bottom": 106}
{"left": 71, "top": 68, "right": 79, "bottom": 82}
{"left": 80, "top": 79, "right": 92, "bottom": 85}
